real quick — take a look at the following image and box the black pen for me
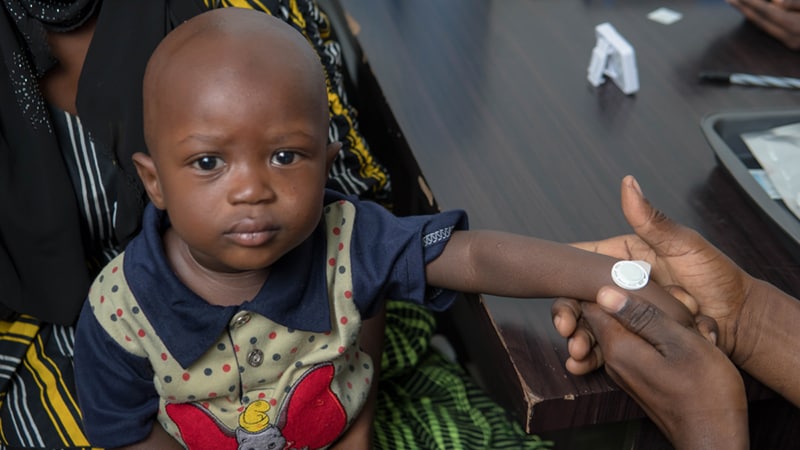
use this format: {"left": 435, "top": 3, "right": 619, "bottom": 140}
{"left": 699, "top": 71, "right": 800, "bottom": 90}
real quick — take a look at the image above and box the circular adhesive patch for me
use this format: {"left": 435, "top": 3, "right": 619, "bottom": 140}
{"left": 611, "top": 260, "right": 651, "bottom": 290}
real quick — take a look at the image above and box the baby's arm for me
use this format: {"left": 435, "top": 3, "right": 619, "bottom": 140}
{"left": 74, "top": 303, "right": 162, "bottom": 448}
{"left": 425, "top": 230, "right": 692, "bottom": 322}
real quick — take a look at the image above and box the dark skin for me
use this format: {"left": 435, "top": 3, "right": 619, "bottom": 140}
{"left": 128, "top": 10, "right": 377, "bottom": 450}
{"left": 121, "top": 8, "right": 698, "bottom": 449}
{"left": 553, "top": 175, "right": 800, "bottom": 447}
{"left": 728, "top": 0, "right": 800, "bottom": 49}
{"left": 582, "top": 286, "right": 749, "bottom": 450}
{"left": 38, "top": 7, "right": 382, "bottom": 449}
{"left": 39, "top": 15, "right": 97, "bottom": 114}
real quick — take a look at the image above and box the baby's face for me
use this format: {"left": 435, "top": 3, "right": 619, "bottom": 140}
{"left": 145, "top": 40, "right": 334, "bottom": 274}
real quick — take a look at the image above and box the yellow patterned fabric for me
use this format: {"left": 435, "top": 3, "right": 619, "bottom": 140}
{"left": 0, "top": 316, "right": 98, "bottom": 449}
{"left": 206, "top": 0, "right": 392, "bottom": 206}
{"left": 0, "top": 1, "right": 549, "bottom": 448}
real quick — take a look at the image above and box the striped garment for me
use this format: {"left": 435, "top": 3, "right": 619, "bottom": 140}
{"left": 0, "top": 1, "right": 551, "bottom": 448}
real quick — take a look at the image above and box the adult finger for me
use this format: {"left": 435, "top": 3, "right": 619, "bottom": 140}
{"left": 775, "top": 0, "right": 800, "bottom": 11}
{"left": 551, "top": 297, "right": 582, "bottom": 338}
{"left": 694, "top": 314, "right": 719, "bottom": 345}
{"left": 564, "top": 345, "right": 604, "bottom": 376}
{"left": 593, "top": 285, "right": 689, "bottom": 349}
{"left": 619, "top": 176, "right": 701, "bottom": 251}
{"left": 663, "top": 284, "right": 699, "bottom": 315}
{"left": 552, "top": 298, "right": 602, "bottom": 372}
{"left": 731, "top": 0, "right": 800, "bottom": 48}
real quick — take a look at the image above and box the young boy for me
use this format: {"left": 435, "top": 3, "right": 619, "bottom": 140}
{"left": 73, "top": 8, "right": 690, "bottom": 449}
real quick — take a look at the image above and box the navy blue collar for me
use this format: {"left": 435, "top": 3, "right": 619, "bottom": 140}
{"left": 124, "top": 200, "right": 333, "bottom": 368}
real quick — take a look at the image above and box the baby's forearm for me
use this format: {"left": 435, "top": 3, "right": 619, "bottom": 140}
{"left": 429, "top": 230, "right": 691, "bottom": 323}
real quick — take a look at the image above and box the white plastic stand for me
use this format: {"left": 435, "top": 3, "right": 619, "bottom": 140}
{"left": 587, "top": 23, "right": 639, "bottom": 95}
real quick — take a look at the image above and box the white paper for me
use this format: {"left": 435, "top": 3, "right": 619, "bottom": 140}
{"left": 742, "top": 122, "right": 800, "bottom": 220}
{"left": 647, "top": 8, "right": 683, "bottom": 25}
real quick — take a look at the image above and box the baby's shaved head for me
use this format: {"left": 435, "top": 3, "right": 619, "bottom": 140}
{"left": 142, "top": 8, "right": 329, "bottom": 155}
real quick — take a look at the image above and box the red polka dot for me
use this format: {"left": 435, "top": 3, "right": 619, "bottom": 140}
{"left": 161, "top": 353, "right": 168, "bottom": 361}
{"left": 338, "top": 346, "right": 345, "bottom": 354}
{"left": 237, "top": 406, "right": 244, "bottom": 412}
{"left": 234, "top": 345, "right": 240, "bottom": 352}
{"left": 340, "top": 316, "right": 348, "bottom": 325}
{"left": 270, "top": 398, "right": 277, "bottom": 406}
{"left": 182, "top": 373, "right": 190, "bottom": 381}
{"left": 324, "top": 331, "right": 331, "bottom": 336}
{"left": 344, "top": 291, "right": 352, "bottom": 299}
{"left": 202, "top": 402, "right": 210, "bottom": 409}
{"left": 338, "top": 242, "right": 344, "bottom": 251}
{"left": 268, "top": 332, "right": 277, "bottom": 340}
{"left": 222, "top": 364, "right": 231, "bottom": 372}
{"left": 99, "top": 296, "right": 105, "bottom": 303}
{"left": 137, "top": 329, "right": 146, "bottom": 337}
{"left": 290, "top": 347, "right": 298, "bottom": 354}
{"left": 124, "top": 335, "right": 132, "bottom": 342}
{"left": 347, "top": 382, "right": 353, "bottom": 389}
{"left": 168, "top": 395, "right": 176, "bottom": 401}
{"left": 111, "top": 266, "right": 118, "bottom": 273}
{"left": 116, "top": 309, "right": 123, "bottom": 317}
{"left": 258, "top": 392, "right": 266, "bottom": 399}
{"left": 328, "top": 258, "right": 336, "bottom": 266}
{"left": 208, "top": 392, "right": 217, "bottom": 398}
{"left": 333, "top": 227, "right": 341, "bottom": 235}
{"left": 365, "top": 377, "right": 371, "bottom": 384}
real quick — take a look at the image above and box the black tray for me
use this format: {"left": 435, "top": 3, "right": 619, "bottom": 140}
{"left": 701, "top": 108, "right": 800, "bottom": 258}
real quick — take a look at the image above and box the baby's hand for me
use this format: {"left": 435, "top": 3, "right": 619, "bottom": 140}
{"left": 552, "top": 282, "right": 701, "bottom": 376}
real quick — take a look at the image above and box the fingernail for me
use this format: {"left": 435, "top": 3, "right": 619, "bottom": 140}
{"left": 709, "top": 331, "right": 718, "bottom": 345}
{"left": 630, "top": 176, "right": 643, "bottom": 197}
{"left": 597, "top": 287, "right": 627, "bottom": 312}
{"left": 554, "top": 315, "right": 562, "bottom": 329}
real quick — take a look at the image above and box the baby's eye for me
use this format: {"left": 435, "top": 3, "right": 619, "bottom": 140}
{"left": 271, "top": 151, "right": 298, "bottom": 166}
{"left": 192, "top": 156, "right": 223, "bottom": 171}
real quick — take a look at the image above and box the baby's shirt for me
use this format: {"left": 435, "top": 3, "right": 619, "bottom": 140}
{"left": 74, "top": 191, "right": 467, "bottom": 449}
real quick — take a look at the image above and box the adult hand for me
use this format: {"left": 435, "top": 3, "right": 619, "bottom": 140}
{"left": 553, "top": 175, "right": 754, "bottom": 374}
{"left": 583, "top": 286, "right": 749, "bottom": 450}
{"left": 728, "top": 0, "right": 800, "bottom": 50}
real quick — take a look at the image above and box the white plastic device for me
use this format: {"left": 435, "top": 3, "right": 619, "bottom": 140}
{"left": 587, "top": 23, "right": 639, "bottom": 95}
{"left": 611, "top": 260, "right": 651, "bottom": 290}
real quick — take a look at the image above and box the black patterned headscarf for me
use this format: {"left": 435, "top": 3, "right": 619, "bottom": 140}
{"left": 2, "top": 0, "right": 100, "bottom": 130}
{"left": 0, "top": 0, "right": 205, "bottom": 325}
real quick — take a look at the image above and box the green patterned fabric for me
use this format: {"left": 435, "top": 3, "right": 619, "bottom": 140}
{"left": 377, "top": 302, "right": 553, "bottom": 449}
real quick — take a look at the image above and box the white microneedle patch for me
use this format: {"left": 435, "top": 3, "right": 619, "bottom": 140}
{"left": 611, "top": 260, "right": 651, "bottom": 290}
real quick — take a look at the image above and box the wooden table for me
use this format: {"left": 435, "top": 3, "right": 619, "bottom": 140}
{"left": 338, "top": 0, "right": 800, "bottom": 445}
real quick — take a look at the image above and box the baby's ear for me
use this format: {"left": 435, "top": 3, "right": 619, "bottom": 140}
{"left": 131, "top": 152, "right": 165, "bottom": 209}
{"left": 325, "top": 141, "right": 342, "bottom": 172}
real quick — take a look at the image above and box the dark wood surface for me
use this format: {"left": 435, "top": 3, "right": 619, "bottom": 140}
{"left": 339, "top": 0, "right": 800, "bottom": 439}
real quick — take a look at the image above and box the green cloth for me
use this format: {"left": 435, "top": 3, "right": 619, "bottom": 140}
{"left": 377, "top": 301, "right": 553, "bottom": 449}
